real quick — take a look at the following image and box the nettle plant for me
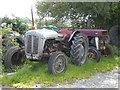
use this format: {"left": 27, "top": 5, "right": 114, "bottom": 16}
{"left": 1, "top": 28, "right": 19, "bottom": 52}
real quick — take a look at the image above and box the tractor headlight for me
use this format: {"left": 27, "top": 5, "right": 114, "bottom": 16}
{"left": 95, "top": 32, "right": 98, "bottom": 35}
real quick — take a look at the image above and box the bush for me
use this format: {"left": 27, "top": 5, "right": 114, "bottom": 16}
{"left": 1, "top": 16, "right": 29, "bottom": 34}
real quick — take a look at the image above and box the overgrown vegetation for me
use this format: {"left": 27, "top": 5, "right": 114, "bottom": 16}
{"left": 1, "top": 28, "right": 20, "bottom": 52}
{"left": 0, "top": 45, "right": 119, "bottom": 88}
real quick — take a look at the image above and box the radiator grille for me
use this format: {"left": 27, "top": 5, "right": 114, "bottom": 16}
{"left": 26, "top": 35, "right": 32, "bottom": 53}
{"left": 26, "top": 35, "right": 39, "bottom": 54}
{"left": 33, "top": 36, "right": 39, "bottom": 54}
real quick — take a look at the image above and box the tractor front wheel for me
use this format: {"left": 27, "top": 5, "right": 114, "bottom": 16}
{"left": 48, "top": 52, "right": 68, "bottom": 74}
{"left": 88, "top": 46, "right": 101, "bottom": 62}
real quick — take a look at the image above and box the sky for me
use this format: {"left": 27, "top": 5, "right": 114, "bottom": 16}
{"left": 0, "top": 0, "right": 118, "bottom": 19}
{"left": 0, "top": 0, "right": 38, "bottom": 19}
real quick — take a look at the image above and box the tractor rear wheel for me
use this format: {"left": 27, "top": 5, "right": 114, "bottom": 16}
{"left": 48, "top": 52, "right": 68, "bottom": 74}
{"left": 4, "top": 46, "right": 25, "bottom": 67}
{"left": 70, "top": 33, "right": 89, "bottom": 66}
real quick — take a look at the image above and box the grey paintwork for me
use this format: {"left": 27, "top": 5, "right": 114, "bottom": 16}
{"left": 25, "top": 28, "right": 60, "bottom": 60}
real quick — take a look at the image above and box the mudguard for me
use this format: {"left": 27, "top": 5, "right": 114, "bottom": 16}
{"left": 68, "top": 31, "right": 80, "bottom": 42}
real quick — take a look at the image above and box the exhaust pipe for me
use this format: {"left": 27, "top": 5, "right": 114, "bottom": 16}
{"left": 31, "top": 8, "right": 35, "bottom": 30}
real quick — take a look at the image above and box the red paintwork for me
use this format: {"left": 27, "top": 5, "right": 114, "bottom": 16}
{"left": 58, "top": 29, "right": 108, "bottom": 39}
{"left": 58, "top": 29, "right": 73, "bottom": 39}
{"left": 75, "top": 29, "right": 108, "bottom": 37}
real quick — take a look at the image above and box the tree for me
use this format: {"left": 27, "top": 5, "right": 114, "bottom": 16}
{"left": 36, "top": 2, "right": 119, "bottom": 29}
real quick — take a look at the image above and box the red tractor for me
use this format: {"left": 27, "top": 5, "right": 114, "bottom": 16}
{"left": 57, "top": 28, "right": 110, "bottom": 62}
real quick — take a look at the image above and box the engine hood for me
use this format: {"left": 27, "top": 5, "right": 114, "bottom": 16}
{"left": 25, "top": 28, "right": 59, "bottom": 39}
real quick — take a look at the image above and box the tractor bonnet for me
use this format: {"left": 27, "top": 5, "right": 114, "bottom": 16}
{"left": 25, "top": 28, "right": 59, "bottom": 39}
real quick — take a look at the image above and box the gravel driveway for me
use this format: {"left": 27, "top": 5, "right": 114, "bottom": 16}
{"left": 47, "top": 67, "right": 119, "bottom": 88}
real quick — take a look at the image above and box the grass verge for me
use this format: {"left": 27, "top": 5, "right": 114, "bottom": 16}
{"left": 0, "top": 56, "right": 119, "bottom": 88}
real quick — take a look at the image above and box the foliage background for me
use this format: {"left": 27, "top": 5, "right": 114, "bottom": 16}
{"left": 0, "top": 16, "right": 29, "bottom": 34}
{"left": 36, "top": 2, "right": 120, "bottom": 30}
